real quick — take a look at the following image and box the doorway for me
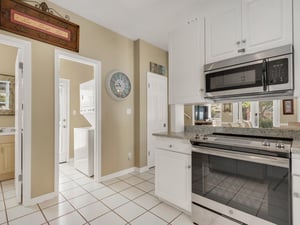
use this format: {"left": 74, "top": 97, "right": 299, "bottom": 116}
{"left": 0, "top": 34, "right": 32, "bottom": 205}
{"left": 54, "top": 50, "right": 102, "bottom": 195}
{"left": 147, "top": 72, "right": 168, "bottom": 168}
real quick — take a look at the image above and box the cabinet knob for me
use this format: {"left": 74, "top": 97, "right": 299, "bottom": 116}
{"left": 242, "top": 39, "right": 247, "bottom": 43}
{"left": 169, "top": 144, "right": 173, "bottom": 148}
{"left": 236, "top": 41, "right": 241, "bottom": 45}
{"left": 187, "top": 165, "right": 191, "bottom": 169}
{"left": 294, "top": 192, "right": 300, "bottom": 198}
{"left": 229, "top": 209, "right": 234, "bottom": 215}
{"left": 163, "top": 123, "right": 166, "bottom": 128}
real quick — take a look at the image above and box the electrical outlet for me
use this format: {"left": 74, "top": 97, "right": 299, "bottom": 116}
{"left": 128, "top": 152, "right": 132, "bottom": 160}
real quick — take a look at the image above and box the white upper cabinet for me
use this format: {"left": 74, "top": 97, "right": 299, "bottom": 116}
{"left": 169, "top": 17, "right": 205, "bottom": 104}
{"left": 205, "top": 0, "right": 292, "bottom": 63}
{"left": 205, "top": 0, "right": 242, "bottom": 63}
{"left": 243, "top": 0, "right": 292, "bottom": 53}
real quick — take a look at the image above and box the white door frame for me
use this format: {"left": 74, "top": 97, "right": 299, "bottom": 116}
{"left": 0, "top": 34, "right": 32, "bottom": 205}
{"left": 54, "top": 49, "right": 102, "bottom": 195}
{"left": 59, "top": 78, "right": 70, "bottom": 163}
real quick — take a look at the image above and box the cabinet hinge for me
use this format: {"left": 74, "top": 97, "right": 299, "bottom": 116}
{"left": 19, "top": 62, "right": 24, "bottom": 70}
{"left": 18, "top": 174, "right": 23, "bottom": 182}
{"left": 148, "top": 83, "right": 150, "bottom": 88}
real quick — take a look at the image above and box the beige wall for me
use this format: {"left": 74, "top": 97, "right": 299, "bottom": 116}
{"left": 0, "top": 0, "right": 145, "bottom": 198}
{"left": 0, "top": 43, "right": 17, "bottom": 127}
{"left": 134, "top": 40, "right": 168, "bottom": 167}
{"left": 60, "top": 59, "right": 93, "bottom": 158}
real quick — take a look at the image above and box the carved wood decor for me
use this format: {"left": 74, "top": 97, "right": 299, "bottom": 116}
{"left": 0, "top": 0, "right": 79, "bottom": 52}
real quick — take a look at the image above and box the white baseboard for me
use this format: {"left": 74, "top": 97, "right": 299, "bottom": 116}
{"left": 24, "top": 191, "right": 58, "bottom": 206}
{"left": 99, "top": 166, "right": 150, "bottom": 182}
{"left": 135, "top": 166, "right": 149, "bottom": 173}
{"left": 100, "top": 167, "right": 136, "bottom": 182}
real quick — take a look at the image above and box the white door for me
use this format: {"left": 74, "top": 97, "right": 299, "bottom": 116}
{"left": 59, "top": 79, "right": 70, "bottom": 163}
{"left": 243, "top": 0, "right": 292, "bottom": 54}
{"left": 147, "top": 73, "right": 168, "bottom": 168}
{"left": 14, "top": 50, "right": 22, "bottom": 203}
{"left": 205, "top": 0, "right": 242, "bottom": 63}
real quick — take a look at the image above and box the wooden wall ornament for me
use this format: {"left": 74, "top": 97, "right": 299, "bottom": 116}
{"left": 0, "top": 0, "right": 80, "bottom": 52}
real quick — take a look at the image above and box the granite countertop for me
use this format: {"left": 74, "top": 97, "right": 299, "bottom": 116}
{"left": 153, "top": 126, "right": 300, "bottom": 154}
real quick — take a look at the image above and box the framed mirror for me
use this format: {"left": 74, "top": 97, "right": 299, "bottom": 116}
{"left": 0, "top": 74, "right": 15, "bottom": 115}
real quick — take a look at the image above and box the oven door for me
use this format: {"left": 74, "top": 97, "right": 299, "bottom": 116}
{"left": 192, "top": 147, "right": 291, "bottom": 225}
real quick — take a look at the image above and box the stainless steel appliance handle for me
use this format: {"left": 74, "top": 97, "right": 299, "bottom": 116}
{"left": 192, "top": 146, "right": 289, "bottom": 168}
{"left": 262, "top": 59, "right": 267, "bottom": 92}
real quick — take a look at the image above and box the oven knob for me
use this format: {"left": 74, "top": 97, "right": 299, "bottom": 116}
{"left": 276, "top": 142, "right": 285, "bottom": 149}
{"left": 194, "top": 134, "right": 200, "bottom": 139}
{"left": 262, "top": 139, "right": 270, "bottom": 147}
{"left": 202, "top": 135, "right": 208, "bottom": 140}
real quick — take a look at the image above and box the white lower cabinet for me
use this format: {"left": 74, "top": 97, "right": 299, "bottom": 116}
{"left": 155, "top": 137, "right": 191, "bottom": 212}
{"left": 293, "top": 156, "right": 300, "bottom": 225}
{"left": 293, "top": 175, "right": 300, "bottom": 225}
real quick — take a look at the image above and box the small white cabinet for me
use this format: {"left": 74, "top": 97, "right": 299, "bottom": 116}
{"left": 168, "top": 17, "right": 205, "bottom": 104}
{"left": 155, "top": 137, "right": 191, "bottom": 212}
{"left": 205, "top": 0, "right": 292, "bottom": 63}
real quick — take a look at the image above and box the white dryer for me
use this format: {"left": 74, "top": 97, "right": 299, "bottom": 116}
{"left": 74, "top": 127, "right": 94, "bottom": 177}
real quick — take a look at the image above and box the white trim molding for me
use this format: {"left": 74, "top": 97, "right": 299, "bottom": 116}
{"left": 0, "top": 34, "right": 32, "bottom": 206}
{"left": 100, "top": 167, "right": 150, "bottom": 182}
{"left": 54, "top": 49, "right": 102, "bottom": 197}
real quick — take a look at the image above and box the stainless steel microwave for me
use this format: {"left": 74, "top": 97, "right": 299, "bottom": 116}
{"left": 204, "top": 45, "right": 294, "bottom": 100}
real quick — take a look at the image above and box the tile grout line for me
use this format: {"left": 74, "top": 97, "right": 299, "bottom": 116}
{"left": 37, "top": 204, "right": 50, "bottom": 225}
{"left": 0, "top": 182, "right": 9, "bottom": 225}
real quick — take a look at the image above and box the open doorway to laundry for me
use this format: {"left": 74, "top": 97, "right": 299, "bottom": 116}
{"left": 54, "top": 50, "right": 102, "bottom": 195}
{"left": 0, "top": 34, "right": 32, "bottom": 205}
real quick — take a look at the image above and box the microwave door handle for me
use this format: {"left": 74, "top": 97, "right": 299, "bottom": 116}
{"left": 262, "top": 59, "right": 267, "bottom": 91}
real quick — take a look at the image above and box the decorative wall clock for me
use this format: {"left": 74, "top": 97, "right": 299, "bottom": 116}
{"left": 106, "top": 71, "right": 131, "bottom": 100}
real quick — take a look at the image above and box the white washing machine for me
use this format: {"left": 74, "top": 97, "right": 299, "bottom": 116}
{"left": 74, "top": 127, "right": 94, "bottom": 177}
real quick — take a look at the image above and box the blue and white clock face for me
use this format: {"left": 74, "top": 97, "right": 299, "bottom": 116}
{"left": 107, "top": 72, "right": 131, "bottom": 100}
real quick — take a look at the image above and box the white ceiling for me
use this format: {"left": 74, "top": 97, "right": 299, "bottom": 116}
{"left": 48, "top": 0, "right": 205, "bottom": 50}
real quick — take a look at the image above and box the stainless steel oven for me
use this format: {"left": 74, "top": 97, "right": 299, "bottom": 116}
{"left": 204, "top": 45, "right": 293, "bottom": 100}
{"left": 191, "top": 133, "right": 292, "bottom": 225}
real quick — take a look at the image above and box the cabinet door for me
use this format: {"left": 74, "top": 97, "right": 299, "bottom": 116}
{"left": 155, "top": 149, "right": 191, "bottom": 212}
{"left": 205, "top": 0, "right": 242, "bottom": 63}
{"left": 243, "top": 0, "right": 292, "bottom": 53}
{"left": 0, "top": 143, "right": 15, "bottom": 175}
{"left": 169, "top": 18, "right": 205, "bottom": 104}
{"left": 293, "top": 175, "right": 300, "bottom": 225}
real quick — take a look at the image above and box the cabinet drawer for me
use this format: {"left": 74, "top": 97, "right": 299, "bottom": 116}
{"left": 155, "top": 137, "right": 191, "bottom": 154}
{"left": 192, "top": 204, "right": 241, "bottom": 225}
{"left": 292, "top": 158, "right": 300, "bottom": 175}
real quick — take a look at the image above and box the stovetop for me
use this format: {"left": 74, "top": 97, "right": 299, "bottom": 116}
{"left": 190, "top": 132, "right": 292, "bottom": 156}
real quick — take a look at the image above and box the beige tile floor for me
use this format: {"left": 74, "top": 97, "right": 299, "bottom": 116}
{"left": 0, "top": 163, "right": 194, "bottom": 225}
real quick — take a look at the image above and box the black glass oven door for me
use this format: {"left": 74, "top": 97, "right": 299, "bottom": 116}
{"left": 192, "top": 151, "right": 290, "bottom": 225}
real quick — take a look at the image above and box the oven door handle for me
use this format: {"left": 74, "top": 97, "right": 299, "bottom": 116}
{"left": 192, "top": 146, "right": 289, "bottom": 168}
